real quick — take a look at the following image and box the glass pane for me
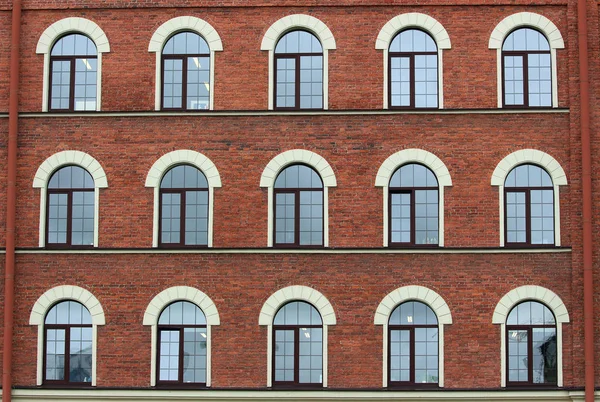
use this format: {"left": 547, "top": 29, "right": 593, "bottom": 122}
{"left": 51, "top": 34, "right": 97, "bottom": 56}
{"left": 45, "top": 329, "right": 66, "bottom": 381}
{"left": 389, "top": 301, "right": 438, "bottom": 325}
{"left": 45, "top": 301, "right": 92, "bottom": 325}
{"left": 275, "top": 165, "right": 323, "bottom": 189}
{"left": 533, "top": 327, "right": 557, "bottom": 384}
{"left": 299, "top": 327, "right": 322, "bottom": 384}
{"left": 390, "top": 29, "right": 437, "bottom": 53}
{"left": 507, "top": 301, "right": 555, "bottom": 325}
{"left": 163, "top": 32, "right": 209, "bottom": 55}
{"left": 390, "top": 164, "right": 438, "bottom": 188}
{"left": 161, "top": 193, "right": 181, "bottom": 244}
{"left": 503, "top": 28, "right": 550, "bottom": 51}
{"left": 274, "top": 301, "right": 322, "bottom": 325}
{"left": 69, "top": 327, "right": 92, "bottom": 383}
{"left": 50, "top": 60, "right": 71, "bottom": 110}
{"left": 49, "top": 166, "right": 94, "bottom": 189}
{"left": 274, "top": 329, "right": 295, "bottom": 382}
{"left": 158, "top": 330, "right": 180, "bottom": 381}
{"left": 275, "top": 31, "right": 322, "bottom": 54}
{"left": 159, "top": 301, "right": 206, "bottom": 325}
{"left": 182, "top": 328, "right": 207, "bottom": 383}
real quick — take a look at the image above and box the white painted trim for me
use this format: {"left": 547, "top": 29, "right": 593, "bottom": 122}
{"left": 375, "top": 149, "right": 452, "bottom": 247}
{"left": 260, "top": 149, "right": 336, "bottom": 247}
{"left": 261, "top": 14, "right": 336, "bottom": 110}
{"left": 491, "top": 149, "right": 567, "bottom": 246}
{"left": 37, "top": 17, "right": 110, "bottom": 112}
{"left": 5, "top": 389, "right": 600, "bottom": 401}
{"left": 375, "top": 13, "right": 451, "bottom": 110}
{"left": 148, "top": 16, "right": 223, "bottom": 111}
{"left": 12, "top": 248, "right": 573, "bottom": 255}
{"left": 259, "top": 285, "right": 336, "bottom": 388}
{"left": 488, "top": 12, "right": 564, "bottom": 108}
{"left": 145, "top": 150, "right": 222, "bottom": 247}
{"left": 29, "top": 285, "right": 105, "bottom": 386}
{"left": 19, "top": 108, "right": 570, "bottom": 119}
{"left": 143, "top": 286, "right": 220, "bottom": 387}
{"left": 492, "top": 285, "right": 569, "bottom": 387}
{"left": 374, "top": 286, "right": 452, "bottom": 387}
{"left": 33, "top": 150, "right": 108, "bottom": 247}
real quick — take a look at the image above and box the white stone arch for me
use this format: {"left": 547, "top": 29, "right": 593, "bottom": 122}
{"left": 29, "top": 285, "right": 105, "bottom": 386}
{"left": 375, "top": 13, "right": 451, "bottom": 109}
{"left": 37, "top": 17, "right": 110, "bottom": 112}
{"left": 259, "top": 285, "right": 336, "bottom": 387}
{"left": 260, "top": 149, "right": 337, "bottom": 247}
{"left": 143, "top": 286, "right": 220, "bottom": 387}
{"left": 375, "top": 149, "right": 452, "bottom": 247}
{"left": 260, "top": 14, "right": 336, "bottom": 110}
{"left": 374, "top": 285, "right": 452, "bottom": 387}
{"left": 148, "top": 16, "right": 223, "bottom": 111}
{"left": 492, "top": 285, "right": 569, "bottom": 387}
{"left": 488, "top": 12, "right": 565, "bottom": 108}
{"left": 491, "top": 149, "right": 567, "bottom": 246}
{"left": 33, "top": 150, "right": 108, "bottom": 247}
{"left": 145, "top": 150, "right": 222, "bottom": 247}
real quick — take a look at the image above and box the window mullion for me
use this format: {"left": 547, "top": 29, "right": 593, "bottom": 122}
{"left": 67, "top": 191, "right": 73, "bottom": 246}
{"left": 410, "top": 55, "right": 415, "bottom": 108}
{"left": 64, "top": 325, "right": 71, "bottom": 382}
{"left": 527, "top": 327, "right": 533, "bottom": 384}
{"left": 410, "top": 190, "right": 416, "bottom": 246}
{"left": 295, "top": 190, "right": 301, "bottom": 246}
{"left": 69, "top": 58, "right": 76, "bottom": 112}
{"left": 295, "top": 55, "right": 301, "bottom": 109}
{"left": 181, "top": 190, "right": 186, "bottom": 247}
{"left": 525, "top": 190, "right": 531, "bottom": 245}
{"left": 410, "top": 327, "right": 415, "bottom": 384}
{"left": 294, "top": 327, "right": 300, "bottom": 384}
{"left": 179, "top": 327, "right": 184, "bottom": 383}
{"left": 523, "top": 54, "right": 529, "bottom": 107}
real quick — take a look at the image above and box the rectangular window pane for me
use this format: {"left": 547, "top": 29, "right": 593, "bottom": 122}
{"left": 299, "top": 191, "right": 323, "bottom": 245}
{"left": 51, "top": 60, "right": 71, "bottom": 110}
{"left": 182, "top": 328, "right": 207, "bottom": 383}
{"left": 184, "top": 190, "right": 208, "bottom": 245}
{"left": 159, "top": 330, "right": 180, "bottom": 381}
{"left": 74, "top": 58, "right": 97, "bottom": 111}
{"left": 504, "top": 55, "right": 524, "bottom": 106}
{"left": 274, "top": 329, "right": 295, "bottom": 382}
{"left": 186, "top": 57, "right": 210, "bottom": 110}
{"left": 506, "top": 190, "right": 527, "bottom": 243}
{"left": 276, "top": 57, "right": 296, "bottom": 108}
{"left": 161, "top": 193, "right": 181, "bottom": 244}
{"left": 48, "top": 193, "right": 69, "bottom": 244}
{"left": 163, "top": 59, "right": 183, "bottom": 109}
{"left": 390, "top": 56, "right": 410, "bottom": 107}
{"left": 275, "top": 193, "right": 295, "bottom": 244}
{"left": 45, "top": 329, "right": 66, "bottom": 381}
{"left": 69, "top": 327, "right": 92, "bottom": 382}
{"left": 391, "top": 192, "right": 411, "bottom": 243}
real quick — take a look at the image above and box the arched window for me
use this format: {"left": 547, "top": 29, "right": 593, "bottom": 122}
{"left": 44, "top": 301, "right": 93, "bottom": 385}
{"left": 47, "top": 166, "right": 95, "bottom": 247}
{"left": 157, "top": 301, "right": 207, "bottom": 385}
{"left": 273, "top": 301, "right": 323, "bottom": 387}
{"left": 506, "top": 301, "right": 557, "bottom": 386}
{"left": 274, "top": 31, "right": 323, "bottom": 110}
{"left": 274, "top": 164, "right": 323, "bottom": 247}
{"left": 161, "top": 32, "right": 210, "bottom": 111}
{"left": 502, "top": 28, "right": 551, "bottom": 108}
{"left": 389, "top": 164, "right": 439, "bottom": 246}
{"left": 49, "top": 34, "right": 97, "bottom": 111}
{"left": 389, "top": 29, "right": 438, "bottom": 109}
{"left": 389, "top": 301, "right": 439, "bottom": 386}
{"left": 159, "top": 165, "right": 209, "bottom": 247}
{"left": 504, "top": 164, "right": 554, "bottom": 246}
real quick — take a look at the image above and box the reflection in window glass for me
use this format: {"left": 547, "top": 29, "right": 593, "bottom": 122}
{"left": 273, "top": 302, "right": 323, "bottom": 386}
{"left": 505, "top": 164, "right": 554, "bottom": 246}
{"left": 162, "top": 32, "right": 211, "bottom": 110}
{"left": 44, "top": 301, "right": 92, "bottom": 384}
{"left": 507, "top": 301, "right": 557, "bottom": 385}
{"left": 47, "top": 166, "right": 95, "bottom": 247}
{"left": 275, "top": 31, "right": 323, "bottom": 110}
{"left": 274, "top": 165, "right": 323, "bottom": 246}
{"left": 502, "top": 28, "right": 552, "bottom": 107}
{"left": 50, "top": 34, "right": 98, "bottom": 111}
{"left": 157, "top": 301, "right": 207, "bottom": 385}
{"left": 389, "top": 164, "right": 439, "bottom": 246}
{"left": 389, "top": 29, "right": 438, "bottom": 109}
{"left": 389, "top": 301, "right": 438, "bottom": 386}
{"left": 159, "top": 165, "right": 209, "bottom": 247}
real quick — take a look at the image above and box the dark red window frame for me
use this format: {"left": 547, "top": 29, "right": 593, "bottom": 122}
{"left": 46, "top": 188, "right": 94, "bottom": 249}
{"left": 273, "top": 186, "right": 324, "bottom": 248}
{"left": 161, "top": 51, "right": 210, "bottom": 111}
{"left": 504, "top": 186, "right": 554, "bottom": 248}
{"left": 272, "top": 324, "right": 323, "bottom": 388}
{"left": 158, "top": 186, "right": 209, "bottom": 248}
{"left": 156, "top": 323, "right": 207, "bottom": 387}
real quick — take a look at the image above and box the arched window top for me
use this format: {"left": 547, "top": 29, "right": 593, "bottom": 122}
{"left": 261, "top": 14, "right": 336, "bottom": 52}
{"left": 390, "top": 163, "right": 438, "bottom": 188}
{"left": 48, "top": 166, "right": 94, "bottom": 189}
{"left": 145, "top": 150, "right": 221, "bottom": 189}
{"left": 375, "top": 285, "right": 452, "bottom": 325}
{"left": 505, "top": 164, "right": 552, "bottom": 188}
{"left": 51, "top": 33, "right": 97, "bottom": 56}
{"left": 390, "top": 300, "right": 438, "bottom": 325}
{"left": 33, "top": 151, "right": 108, "bottom": 189}
{"left": 162, "top": 31, "right": 209, "bottom": 55}
{"left": 148, "top": 16, "right": 223, "bottom": 53}
{"left": 160, "top": 165, "right": 208, "bottom": 189}
{"left": 491, "top": 149, "right": 567, "bottom": 186}
{"left": 37, "top": 17, "right": 110, "bottom": 55}
{"left": 275, "top": 164, "right": 323, "bottom": 189}
{"left": 45, "top": 300, "right": 92, "bottom": 325}
{"left": 260, "top": 149, "right": 336, "bottom": 188}
{"left": 159, "top": 301, "right": 206, "bottom": 325}
{"left": 507, "top": 301, "right": 555, "bottom": 325}
{"left": 492, "top": 285, "right": 569, "bottom": 324}
{"left": 390, "top": 29, "right": 437, "bottom": 52}
{"left": 143, "top": 286, "right": 220, "bottom": 327}
{"left": 503, "top": 28, "right": 550, "bottom": 51}
{"left": 376, "top": 13, "right": 451, "bottom": 51}
{"left": 29, "top": 285, "right": 105, "bottom": 326}
{"left": 376, "top": 149, "right": 451, "bottom": 188}
{"left": 274, "top": 301, "right": 322, "bottom": 325}
{"left": 275, "top": 30, "right": 322, "bottom": 54}
{"left": 488, "top": 12, "right": 564, "bottom": 50}
{"left": 259, "top": 285, "right": 336, "bottom": 326}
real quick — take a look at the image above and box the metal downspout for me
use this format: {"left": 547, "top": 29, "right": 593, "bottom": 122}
{"left": 3, "top": 0, "right": 20, "bottom": 401}
{"left": 577, "top": 0, "right": 596, "bottom": 401}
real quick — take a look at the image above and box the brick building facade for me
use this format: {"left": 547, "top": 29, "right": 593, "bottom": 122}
{"left": 0, "top": 0, "right": 598, "bottom": 401}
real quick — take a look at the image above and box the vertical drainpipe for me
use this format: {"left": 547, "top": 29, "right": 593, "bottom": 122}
{"left": 577, "top": 0, "right": 596, "bottom": 401}
{"left": 3, "top": 0, "right": 21, "bottom": 401}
